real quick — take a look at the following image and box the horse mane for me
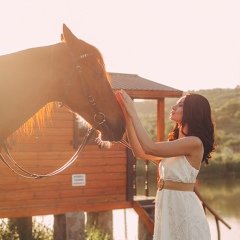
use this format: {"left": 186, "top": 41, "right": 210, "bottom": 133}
{"left": 61, "top": 33, "right": 111, "bottom": 84}
{"left": 15, "top": 102, "right": 54, "bottom": 136}
{"left": 93, "top": 46, "right": 111, "bottom": 83}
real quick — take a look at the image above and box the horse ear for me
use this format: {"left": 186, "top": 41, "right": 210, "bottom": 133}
{"left": 62, "top": 24, "right": 78, "bottom": 50}
{"left": 61, "top": 34, "right": 65, "bottom": 42}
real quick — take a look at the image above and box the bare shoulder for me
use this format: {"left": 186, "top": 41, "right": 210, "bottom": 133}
{"left": 183, "top": 136, "right": 203, "bottom": 147}
{"left": 146, "top": 136, "right": 203, "bottom": 159}
{"left": 184, "top": 136, "right": 203, "bottom": 169}
{"left": 175, "top": 136, "right": 203, "bottom": 152}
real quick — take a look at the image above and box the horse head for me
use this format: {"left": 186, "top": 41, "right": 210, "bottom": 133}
{"left": 57, "top": 24, "right": 126, "bottom": 142}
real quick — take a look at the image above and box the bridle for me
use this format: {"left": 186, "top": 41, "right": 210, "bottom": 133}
{"left": 0, "top": 52, "right": 114, "bottom": 179}
{"left": 61, "top": 52, "right": 114, "bottom": 133}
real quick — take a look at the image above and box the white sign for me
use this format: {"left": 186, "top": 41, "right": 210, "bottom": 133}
{"left": 72, "top": 174, "right": 86, "bottom": 186}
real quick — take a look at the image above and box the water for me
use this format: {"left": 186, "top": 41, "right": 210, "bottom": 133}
{"left": 115, "top": 176, "right": 240, "bottom": 239}
{"left": 112, "top": 208, "right": 240, "bottom": 240}
{"left": 35, "top": 177, "right": 240, "bottom": 240}
{"left": 197, "top": 177, "right": 240, "bottom": 240}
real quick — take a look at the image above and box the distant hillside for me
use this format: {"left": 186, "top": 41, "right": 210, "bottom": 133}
{"left": 134, "top": 86, "right": 240, "bottom": 162}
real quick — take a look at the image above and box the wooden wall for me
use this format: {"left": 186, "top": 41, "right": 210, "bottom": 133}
{"left": 0, "top": 105, "right": 130, "bottom": 218}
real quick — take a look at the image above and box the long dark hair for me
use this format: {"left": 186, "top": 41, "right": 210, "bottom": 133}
{"left": 168, "top": 93, "right": 216, "bottom": 164}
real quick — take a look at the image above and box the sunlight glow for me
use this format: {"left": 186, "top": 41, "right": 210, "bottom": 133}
{"left": 1, "top": 1, "right": 240, "bottom": 91}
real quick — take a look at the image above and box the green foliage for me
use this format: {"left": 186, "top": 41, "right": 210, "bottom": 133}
{"left": 135, "top": 100, "right": 157, "bottom": 140}
{"left": 32, "top": 218, "right": 53, "bottom": 240}
{"left": 0, "top": 219, "right": 111, "bottom": 240}
{"left": 85, "top": 222, "right": 110, "bottom": 240}
{"left": 0, "top": 219, "right": 19, "bottom": 240}
{"left": 0, "top": 218, "right": 53, "bottom": 240}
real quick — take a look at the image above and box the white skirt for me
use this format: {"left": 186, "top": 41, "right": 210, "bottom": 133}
{"left": 153, "top": 189, "right": 211, "bottom": 240}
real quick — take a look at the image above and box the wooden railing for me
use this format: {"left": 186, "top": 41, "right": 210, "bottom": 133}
{"left": 194, "top": 187, "right": 231, "bottom": 240}
{"left": 134, "top": 160, "right": 231, "bottom": 240}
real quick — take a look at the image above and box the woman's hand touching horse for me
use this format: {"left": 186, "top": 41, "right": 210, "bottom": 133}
{"left": 116, "top": 90, "right": 137, "bottom": 120}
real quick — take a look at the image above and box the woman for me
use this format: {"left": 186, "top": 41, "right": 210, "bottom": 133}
{"left": 117, "top": 90, "right": 215, "bottom": 240}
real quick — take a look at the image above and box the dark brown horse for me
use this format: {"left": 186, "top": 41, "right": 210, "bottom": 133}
{"left": 0, "top": 24, "right": 125, "bottom": 143}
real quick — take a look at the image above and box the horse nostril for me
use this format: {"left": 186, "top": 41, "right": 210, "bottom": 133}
{"left": 121, "top": 122, "right": 126, "bottom": 135}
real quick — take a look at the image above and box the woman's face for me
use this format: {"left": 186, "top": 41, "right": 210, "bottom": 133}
{"left": 169, "top": 96, "right": 185, "bottom": 123}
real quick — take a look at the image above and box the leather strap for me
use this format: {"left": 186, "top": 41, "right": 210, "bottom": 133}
{"left": 158, "top": 179, "right": 194, "bottom": 192}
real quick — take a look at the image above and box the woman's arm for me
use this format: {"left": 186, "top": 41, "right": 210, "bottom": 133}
{"left": 119, "top": 90, "right": 202, "bottom": 158}
{"left": 126, "top": 117, "right": 161, "bottom": 160}
{"left": 116, "top": 90, "right": 160, "bottom": 160}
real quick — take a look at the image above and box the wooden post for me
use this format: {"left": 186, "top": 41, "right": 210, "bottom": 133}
{"left": 66, "top": 212, "right": 85, "bottom": 240}
{"left": 9, "top": 217, "right": 32, "bottom": 240}
{"left": 54, "top": 214, "right": 67, "bottom": 240}
{"left": 145, "top": 160, "right": 149, "bottom": 196}
{"left": 157, "top": 98, "right": 165, "bottom": 142}
{"left": 87, "top": 211, "right": 113, "bottom": 239}
{"left": 54, "top": 212, "right": 85, "bottom": 240}
{"left": 156, "top": 98, "right": 165, "bottom": 181}
{"left": 138, "top": 217, "right": 153, "bottom": 240}
{"left": 127, "top": 148, "right": 136, "bottom": 199}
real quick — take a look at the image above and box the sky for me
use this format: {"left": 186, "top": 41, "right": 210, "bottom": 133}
{"left": 1, "top": 0, "right": 240, "bottom": 92}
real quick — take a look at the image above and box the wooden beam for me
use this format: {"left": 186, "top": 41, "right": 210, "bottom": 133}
{"left": 0, "top": 202, "right": 132, "bottom": 218}
{"left": 125, "top": 90, "right": 182, "bottom": 99}
{"left": 157, "top": 98, "right": 165, "bottom": 142}
{"left": 132, "top": 201, "right": 154, "bottom": 234}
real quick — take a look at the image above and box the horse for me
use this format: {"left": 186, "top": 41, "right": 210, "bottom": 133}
{"left": 0, "top": 24, "right": 126, "bottom": 143}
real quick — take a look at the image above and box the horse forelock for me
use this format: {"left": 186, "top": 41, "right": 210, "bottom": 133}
{"left": 87, "top": 43, "right": 111, "bottom": 84}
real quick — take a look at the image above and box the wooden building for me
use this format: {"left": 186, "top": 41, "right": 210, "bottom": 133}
{"left": 0, "top": 73, "right": 182, "bottom": 231}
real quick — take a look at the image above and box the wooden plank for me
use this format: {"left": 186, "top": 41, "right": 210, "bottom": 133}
{"left": 5, "top": 153, "right": 126, "bottom": 163}
{"left": 11, "top": 136, "right": 72, "bottom": 144}
{"left": 0, "top": 164, "right": 127, "bottom": 178}
{"left": 7, "top": 143, "right": 74, "bottom": 152}
{"left": 0, "top": 161, "right": 127, "bottom": 176}
{"left": 1, "top": 183, "right": 127, "bottom": 198}
{"left": 0, "top": 172, "right": 126, "bottom": 187}
{"left": 44, "top": 120, "right": 74, "bottom": 128}
{"left": 0, "top": 180, "right": 127, "bottom": 194}
{"left": 126, "top": 90, "right": 182, "bottom": 99}
{"left": 0, "top": 201, "right": 132, "bottom": 218}
{"left": 10, "top": 141, "right": 126, "bottom": 152}
{"left": 0, "top": 183, "right": 127, "bottom": 201}
{"left": 0, "top": 161, "right": 127, "bottom": 173}
{"left": 14, "top": 128, "right": 73, "bottom": 136}
{"left": 49, "top": 111, "right": 74, "bottom": 119}
{"left": 28, "top": 120, "right": 74, "bottom": 129}
{"left": 10, "top": 143, "right": 126, "bottom": 156}
{"left": 1, "top": 151, "right": 78, "bottom": 161}
{"left": 0, "top": 194, "right": 127, "bottom": 209}
{"left": 0, "top": 196, "right": 128, "bottom": 211}
{"left": 9, "top": 142, "right": 126, "bottom": 153}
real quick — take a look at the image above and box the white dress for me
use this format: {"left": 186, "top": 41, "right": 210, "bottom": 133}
{"left": 153, "top": 156, "right": 211, "bottom": 240}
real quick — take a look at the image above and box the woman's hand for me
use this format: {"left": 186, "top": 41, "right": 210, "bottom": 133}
{"left": 116, "top": 90, "right": 161, "bottom": 161}
{"left": 116, "top": 90, "right": 137, "bottom": 118}
{"left": 115, "top": 90, "right": 129, "bottom": 119}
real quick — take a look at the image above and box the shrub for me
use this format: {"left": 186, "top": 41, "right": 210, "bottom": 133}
{"left": 0, "top": 218, "right": 53, "bottom": 240}
{"left": 85, "top": 222, "right": 110, "bottom": 240}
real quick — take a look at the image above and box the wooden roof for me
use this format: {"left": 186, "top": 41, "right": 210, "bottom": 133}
{"left": 110, "top": 72, "right": 183, "bottom": 99}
